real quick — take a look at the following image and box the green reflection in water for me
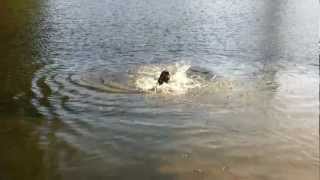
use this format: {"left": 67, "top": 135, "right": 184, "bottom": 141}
{"left": 0, "top": 0, "right": 41, "bottom": 116}
{"left": 0, "top": 117, "right": 56, "bottom": 180}
{"left": 0, "top": 1, "right": 59, "bottom": 180}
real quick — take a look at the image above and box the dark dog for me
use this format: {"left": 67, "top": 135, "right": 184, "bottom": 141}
{"left": 158, "top": 70, "right": 170, "bottom": 85}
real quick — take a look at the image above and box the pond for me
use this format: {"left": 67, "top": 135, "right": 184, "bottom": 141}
{"left": 0, "top": 0, "right": 318, "bottom": 179}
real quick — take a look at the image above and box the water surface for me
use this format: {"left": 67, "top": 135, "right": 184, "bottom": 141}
{"left": 0, "top": 0, "right": 319, "bottom": 180}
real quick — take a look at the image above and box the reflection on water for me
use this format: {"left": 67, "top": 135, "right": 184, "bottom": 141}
{"left": 0, "top": 0, "right": 40, "bottom": 115}
{"left": 0, "top": 0, "right": 319, "bottom": 180}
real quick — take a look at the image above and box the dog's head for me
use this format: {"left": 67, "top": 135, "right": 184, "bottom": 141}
{"left": 158, "top": 70, "right": 170, "bottom": 85}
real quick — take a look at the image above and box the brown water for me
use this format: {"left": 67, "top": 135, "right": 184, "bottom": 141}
{"left": 0, "top": 0, "right": 319, "bottom": 180}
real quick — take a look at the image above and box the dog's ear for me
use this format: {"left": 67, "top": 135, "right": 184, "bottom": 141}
{"left": 158, "top": 74, "right": 163, "bottom": 85}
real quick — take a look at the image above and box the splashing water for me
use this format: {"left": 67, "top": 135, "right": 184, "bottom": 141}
{"left": 134, "top": 62, "right": 205, "bottom": 95}
{"left": 73, "top": 62, "right": 234, "bottom": 96}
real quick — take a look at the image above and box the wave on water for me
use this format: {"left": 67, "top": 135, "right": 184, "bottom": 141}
{"left": 32, "top": 61, "right": 236, "bottom": 113}
{"left": 134, "top": 62, "right": 214, "bottom": 95}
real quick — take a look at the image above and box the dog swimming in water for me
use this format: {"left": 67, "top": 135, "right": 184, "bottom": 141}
{"left": 153, "top": 70, "right": 170, "bottom": 92}
{"left": 158, "top": 70, "right": 170, "bottom": 85}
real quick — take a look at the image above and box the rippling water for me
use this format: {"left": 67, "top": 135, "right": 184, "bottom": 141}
{"left": 1, "top": 0, "right": 319, "bottom": 179}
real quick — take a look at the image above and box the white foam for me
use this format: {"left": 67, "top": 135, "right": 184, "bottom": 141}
{"left": 134, "top": 62, "right": 203, "bottom": 95}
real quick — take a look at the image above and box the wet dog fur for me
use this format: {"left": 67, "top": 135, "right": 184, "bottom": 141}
{"left": 158, "top": 70, "right": 170, "bottom": 85}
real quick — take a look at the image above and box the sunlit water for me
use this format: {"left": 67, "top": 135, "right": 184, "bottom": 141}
{"left": 1, "top": 0, "right": 319, "bottom": 179}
